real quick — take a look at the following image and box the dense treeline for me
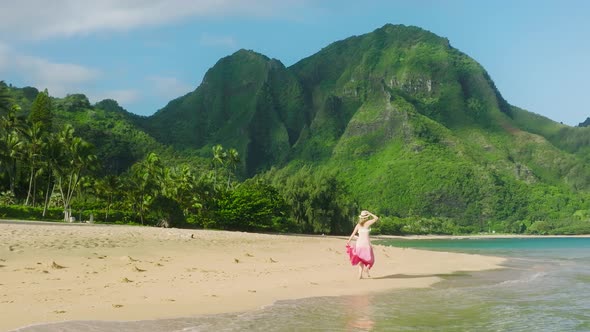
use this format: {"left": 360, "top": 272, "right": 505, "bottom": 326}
{"left": 0, "top": 86, "right": 96, "bottom": 221}
{"left": 0, "top": 83, "right": 357, "bottom": 233}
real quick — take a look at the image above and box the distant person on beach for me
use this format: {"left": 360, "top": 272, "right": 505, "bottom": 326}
{"left": 346, "top": 210, "right": 379, "bottom": 279}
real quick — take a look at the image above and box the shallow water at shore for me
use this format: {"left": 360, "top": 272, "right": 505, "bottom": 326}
{"left": 13, "top": 237, "right": 590, "bottom": 332}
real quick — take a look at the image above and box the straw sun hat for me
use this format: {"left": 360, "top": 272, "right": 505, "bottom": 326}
{"left": 359, "top": 211, "right": 370, "bottom": 219}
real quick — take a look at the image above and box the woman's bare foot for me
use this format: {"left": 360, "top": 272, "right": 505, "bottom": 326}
{"left": 358, "top": 265, "right": 364, "bottom": 279}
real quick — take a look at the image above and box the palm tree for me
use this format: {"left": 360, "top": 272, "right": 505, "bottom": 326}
{"left": 23, "top": 121, "right": 45, "bottom": 206}
{"left": 41, "top": 133, "right": 63, "bottom": 217}
{"left": 131, "top": 152, "right": 164, "bottom": 224}
{"left": 166, "top": 164, "right": 202, "bottom": 215}
{"left": 0, "top": 104, "right": 24, "bottom": 197}
{"left": 211, "top": 144, "right": 226, "bottom": 188}
{"left": 226, "top": 148, "right": 240, "bottom": 189}
{"left": 0, "top": 131, "right": 23, "bottom": 196}
{"left": 54, "top": 125, "right": 97, "bottom": 221}
{"left": 0, "top": 82, "right": 12, "bottom": 115}
{"left": 96, "top": 175, "right": 120, "bottom": 222}
{"left": 0, "top": 104, "right": 24, "bottom": 134}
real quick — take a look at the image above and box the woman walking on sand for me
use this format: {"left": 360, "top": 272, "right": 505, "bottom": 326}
{"left": 346, "top": 210, "right": 379, "bottom": 279}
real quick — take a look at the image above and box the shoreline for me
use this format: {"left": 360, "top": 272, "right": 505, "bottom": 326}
{"left": 377, "top": 234, "right": 590, "bottom": 240}
{"left": 1, "top": 222, "right": 505, "bottom": 331}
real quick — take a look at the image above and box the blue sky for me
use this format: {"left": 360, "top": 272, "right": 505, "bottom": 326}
{"left": 0, "top": 1, "right": 588, "bottom": 125}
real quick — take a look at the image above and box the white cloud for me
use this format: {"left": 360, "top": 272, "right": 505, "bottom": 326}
{"left": 0, "top": 0, "right": 305, "bottom": 40}
{"left": 199, "top": 33, "right": 238, "bottom": 48}
{"left": 147, "top": 75, "right": 194, "bottom": 99}
{"left": 0, "top": 43, "right": 100, "bottom": 97}
{"left": 89, "top": 89, "right": 141, "bottom": 105}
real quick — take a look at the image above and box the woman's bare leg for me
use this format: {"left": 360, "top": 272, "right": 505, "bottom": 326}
{"left": 358, "top": 263, "right": 364, "bottom": 279}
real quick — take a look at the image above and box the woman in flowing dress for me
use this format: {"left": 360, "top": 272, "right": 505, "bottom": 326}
{"left": 346, "top": 210, "right": 379, "bottom": 279}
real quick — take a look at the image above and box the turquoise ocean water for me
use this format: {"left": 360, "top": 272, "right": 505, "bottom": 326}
{"left": 14, "top": 237, "right": 590, "bottom": 331}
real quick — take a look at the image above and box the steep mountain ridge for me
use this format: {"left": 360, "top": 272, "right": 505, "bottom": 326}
{"left": 142, "top": 24, "right": 519, "bottom": 165}
{"left": 129, "top": 24, "right": 590, "bottom": 226}
{"left": 4, "top": 24, "right": 590, "bottom": 230}
{"left": 140, "top": 49, "right": 309, "bottom": 175}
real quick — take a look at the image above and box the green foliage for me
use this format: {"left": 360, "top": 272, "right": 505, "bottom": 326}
{"left": 371, "top": 216, "right": 405, "bottom": 235}
{"left": 92, "top": 209, "right": 136, "bottom": 224}
{"left": 213, "top": 179, "right": 289, "bottom": 232}
{"left": 261, "top": 166, "right": 357, "bottom": 234}
{"left": 0, "top": 191, "right": 16, "bottom": 205}
{"left": 29, "top": 89, "right": 53, "bottom": 132}
{"left": 147, "top": 195, "right": 186, "bottom": 228}
{"left": 372, "top": 216, "right": 458, "bottom": 235}
{"left": 0, "top": 81, "right": 13, "bottom": 114}
{"left": 401, "top": 217, "right": 459, "bottom": 235}
{"left": 526, "top": 220, "right": 553, "bottom": 235}
{"left": 0, "top": 205, "right": 63, "bottom": 221}
{"left": 59, "top": 98, "right": 168, "bottom": 175}
{"left": 525, "top": 218, "right": 590, "bottom": 235}
{"left": 56, "top": 94, "right": 91, "bottom": 112}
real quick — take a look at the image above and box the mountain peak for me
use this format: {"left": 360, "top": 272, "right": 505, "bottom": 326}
{"left": 373, "top": 23, "right": 450, "bottom": 46}
{"left": 227, "top": 49, "right": 272, "bottom": 62}
{"left": 209, "top": 49, "right": 285, "bottom": 73}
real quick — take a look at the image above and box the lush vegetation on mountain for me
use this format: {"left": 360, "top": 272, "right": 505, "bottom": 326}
{"left": 1, "top": 24, "right": 590, "bottom": 235}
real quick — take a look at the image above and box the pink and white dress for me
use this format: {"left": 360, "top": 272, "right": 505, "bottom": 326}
{"left": 346, "top": 227, "right": 374, "bottom": 269}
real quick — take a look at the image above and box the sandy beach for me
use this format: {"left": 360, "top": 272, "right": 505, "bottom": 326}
{"left": 0, "top": 221, "right": 505, "bottom": 331}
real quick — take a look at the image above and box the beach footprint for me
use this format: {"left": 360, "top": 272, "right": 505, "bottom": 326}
{"left": 133, "top": 266, "right": 146, "bottom": 272}
{"left": 121, "top": 255, "right": 139, "bottom": 262}
{"left": 50, "top": 261, "right": 66, "bottom": 269}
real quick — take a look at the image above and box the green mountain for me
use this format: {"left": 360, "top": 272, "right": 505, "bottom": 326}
{"left": 136, "top": 24, "right": 590, "bottom": 230}
{"left": 3, "top": 24, "right": 590, "bottom": 233}
{"left": 139, "top": 49, "right": 309, "bottom": 176}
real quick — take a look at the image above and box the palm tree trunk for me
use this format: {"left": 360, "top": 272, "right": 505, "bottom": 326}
{"left": 105, "top": 195, "right": 112, "bottom": 222}
{"left": 42, "top": 175, "right": 53, "bottom": 217}
{"left": 139, "top": 193, "right": 144, "bottom": 225}
{"left": 26, "top": 166, "right": 34, "bottom": 205}
{"left": 9, "top": 159, "right": 16, "bottom": 196}
{"left": 32, "top": 172, "right": 37, "bottom": 206}
{"left": 57, "top": 176, "right": 70, "bottom": 222}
